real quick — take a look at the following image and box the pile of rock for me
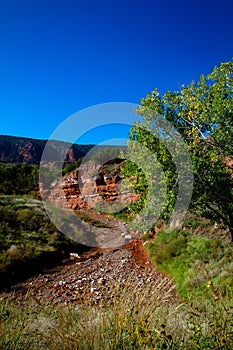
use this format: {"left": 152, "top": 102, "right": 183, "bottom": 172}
{"left": 9, "top": 242, "right": 179, "bottom": 307}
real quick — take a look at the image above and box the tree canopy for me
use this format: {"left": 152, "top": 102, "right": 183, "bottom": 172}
{"left": 126, "top": 60, "right": 233, "bottom": 240}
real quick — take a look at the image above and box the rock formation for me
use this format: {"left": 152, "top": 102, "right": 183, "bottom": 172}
{"left": 41, "top": 159, "right": 140, "bottom": 213}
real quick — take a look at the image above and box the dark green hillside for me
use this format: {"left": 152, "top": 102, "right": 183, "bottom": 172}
{"left": 0, "top": 195, "right": 87, "bottom": 290}
{"left": 0, "top": 135, "right": 94, "bottom": 164}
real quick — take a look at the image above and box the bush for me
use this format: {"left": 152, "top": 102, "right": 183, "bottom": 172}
{"left": 147, "top": 229, "right": 187, "bottom": 265}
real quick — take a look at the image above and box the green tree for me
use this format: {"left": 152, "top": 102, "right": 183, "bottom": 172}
{"left": 0, "top": 163, "right": 39, "bottom": 195}
{"left": 127, "top": 60, "right": 233, "bottom": 240}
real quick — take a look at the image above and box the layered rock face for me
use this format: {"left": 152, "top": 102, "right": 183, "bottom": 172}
{"left": 41, "top": 160, "right": 140, "bottom": 212}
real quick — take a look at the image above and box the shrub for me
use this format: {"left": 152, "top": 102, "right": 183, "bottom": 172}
{"left": 147, "top": 229, "right": 187, "bottom": 265}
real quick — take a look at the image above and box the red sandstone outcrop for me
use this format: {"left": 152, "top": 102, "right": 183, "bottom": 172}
{"left": 19, "top": 142, "right": 37, "bottom": 162}
{"left": 41, "top": 160, "right": 140, "bottom": 212}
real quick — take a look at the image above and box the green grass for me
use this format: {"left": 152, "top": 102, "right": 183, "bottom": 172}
{"left": 146, "top": 214, "right": 233, "bottom": 303}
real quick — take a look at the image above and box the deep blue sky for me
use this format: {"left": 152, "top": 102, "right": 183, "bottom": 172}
{"left": 1, "top": 0, "right": 233, "bottom": 144}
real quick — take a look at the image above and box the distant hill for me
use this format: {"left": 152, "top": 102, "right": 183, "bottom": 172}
{"left": 0, "top": 135, "right": 94, "bottom": 164}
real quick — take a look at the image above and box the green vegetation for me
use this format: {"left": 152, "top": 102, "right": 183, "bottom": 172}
{"left": 146, "top": 214, "right": 233, "bottom": 302}
{"left": 62, "top": 158, "right": 83, "bottom": 175}
{"left": 124, "top": 61, "right": 233, "bottom": 348}
{"left": 0, "top": 195, "right": 83, "bottom": 289}
{"left": 125, "top": 60, "right": 233, "bottom": 239}
{"left": 2, "top": 206, "right": 233, "bottom": 349}
{"left": 0, "top": 162, "right": 39, "bottom": 196}
{"left": 0, "top": 159, "right": 85, "bottom": 195}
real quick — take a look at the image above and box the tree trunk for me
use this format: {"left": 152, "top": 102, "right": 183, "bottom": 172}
{"left": 229, "top": 215, "right": 233, "bottom": 242}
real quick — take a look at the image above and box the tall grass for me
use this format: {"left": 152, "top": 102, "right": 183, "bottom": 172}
{"left": 1, "top": 271, "right": 233, "bottom": 349}
{"left": 1, "top": 274, "right": 184, "bottom": 350}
